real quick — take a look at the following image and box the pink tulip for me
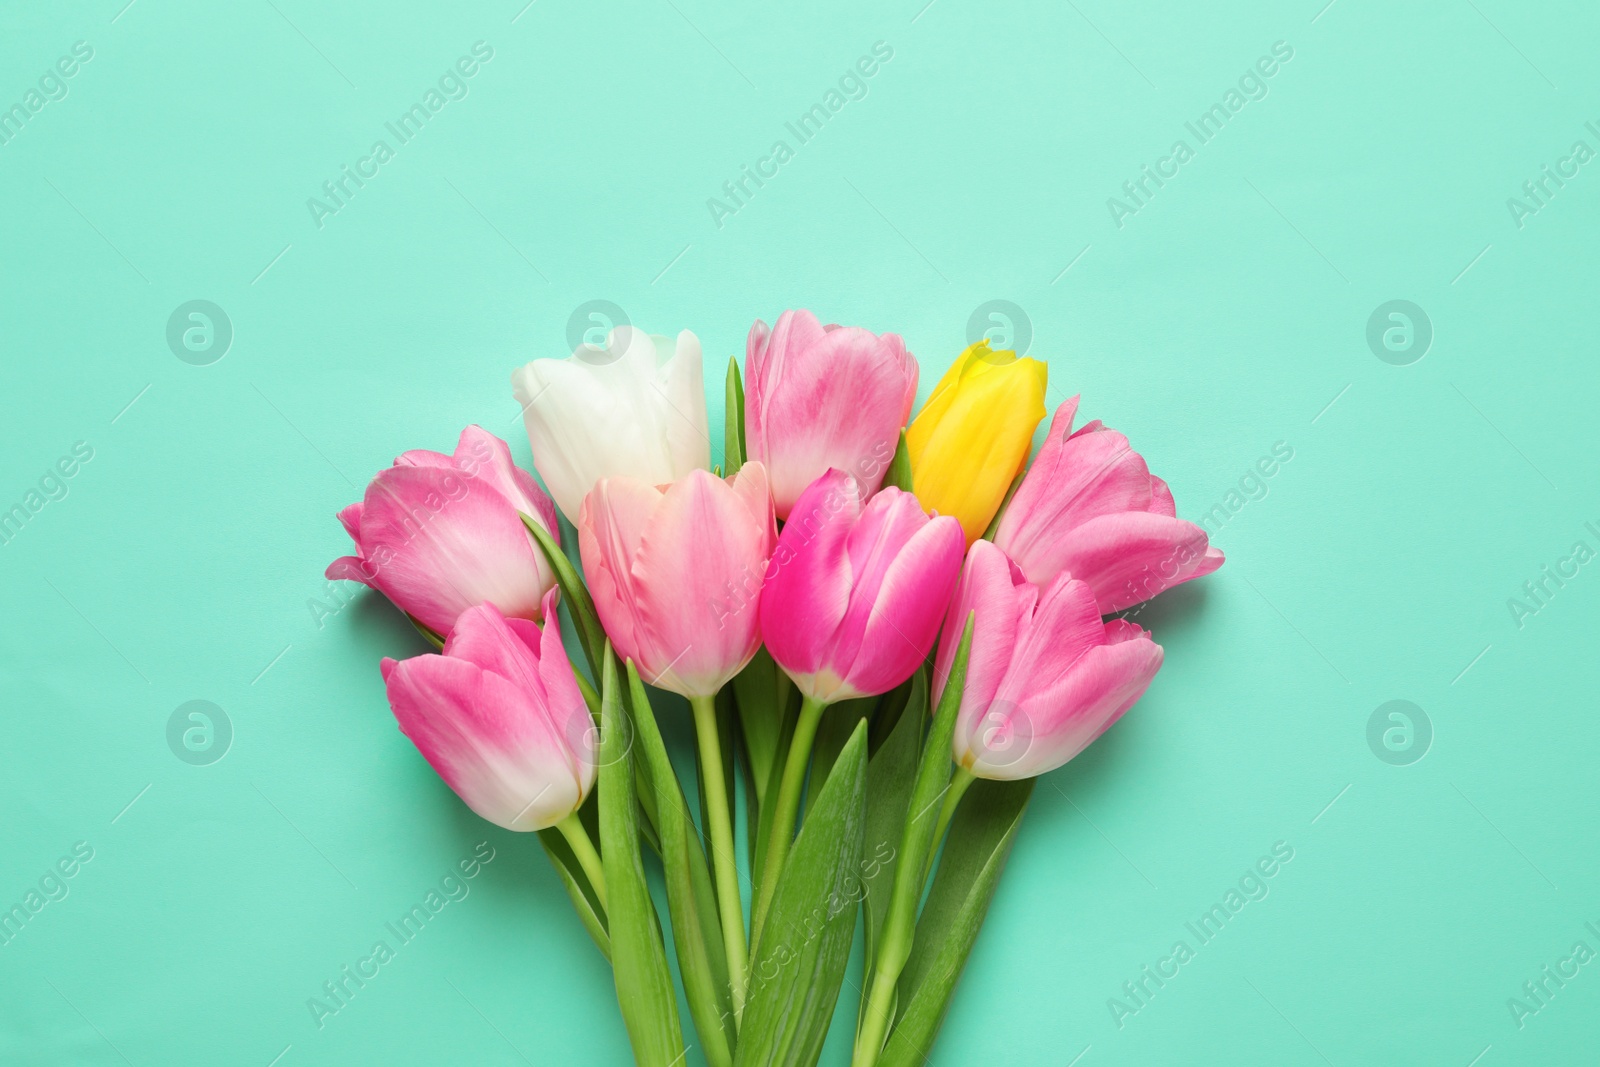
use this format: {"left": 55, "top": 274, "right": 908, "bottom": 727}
{"left": 761, "top": 469, "right": 964, "bottom": 703}
{"left": 934, "top": 540, "right": 1163, "bottom": 780}
{"left": 327, "top": 426, "right": 561, "bottom": 636}
{"left": 745, "top": 310, "right": 919, "bottom": 520}
{"left": 578, "top": 464, "right": 775, "bottom": 698}
{"left": 381, "top": 594, "right": 594, "bottom": 830}
{"left": 993, "top": 398, "right": 1224, "bottom": 613}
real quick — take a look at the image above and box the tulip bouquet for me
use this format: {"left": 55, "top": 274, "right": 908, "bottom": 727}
{"left": 328, "top": 310, "right": 1221, "bottom": 1066}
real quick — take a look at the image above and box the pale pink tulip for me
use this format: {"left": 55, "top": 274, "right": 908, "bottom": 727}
{"left": 745, "top": 310, "right": 918, "bottom": 519}
{"left": 993, "top": 398, "right": 1223, "bottom": 613}
{"left": 327, "top": 426, "right": 561, "bottom": 636}
{"left": 382, "top": 595, "right": 594, "bottom": 830}
{"left": 578, "top": 464, "right": 775, "bottom": 698}
{"left": 761, "top": 469, "right": 964, "bottom": 703}
{"left": 935, "top": 540, "right": 1163, "bottom": 780}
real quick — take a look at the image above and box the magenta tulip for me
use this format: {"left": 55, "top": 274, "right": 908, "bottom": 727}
{"left": 578, "top": 464, "right": 775, "bottom": 698}
{"left": 381, "top": 595, "right": 594, "bottom": 831}
{"left": 993, "top": 398, "right": 1224, "bottom": 613}
{"left": 327, "top": 426, "right": 561, "bottom": 636}
{"left": 761, "top": 468, "right": 964, "bottom": 704}
{"left": 934, "top": 540, "right": 1163, "bottom": 780}
{"left": 750, "top": 467, "right": 965, "bottom": 944}
{"left": 745, "top": 310, "right": 919, "bottom": 520}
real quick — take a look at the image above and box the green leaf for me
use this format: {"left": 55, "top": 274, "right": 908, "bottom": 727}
{"left": 572, "top": 668, "right": 601, "bottom": 721}
{"left": 877, "top": 778, "right": 1034, "bottom": 1067}
{"left": 733, "top": 648, "right": 787, "bottom": 805}
{"left": 725, "top": 356, "right": 747, "bottom": 475}
{"left": 405, "top": 613, "right": 445, "bottom": 649}
{"left": 868, "top": 673, "right": 917, "bottom": 756}
{"left": 980, "top": 469, "right": 1027, "bottom": 542}
{"left": 861, "top": 669, "right": 925, "bottom": 971}
{"left": 598, "top": 645, "right": 686, "bottom": 1066}
{"left": 736, "top": 720, "right": 869, "bottom": 1067}
{"left": 520, "top": 512, "right": 605, "bottom": 678}
{"left": 749, "top": 681, "right": 799, "bottom": 908}
{"left": 805, "top": 697, "right": 872, "bottom": 817}
{"left": 627, "top": 663, "right": 735, "bottom": 1067}
{"left": 890, "top": 617, "right": 973, "bottom": 941}
{"left": 536, "top": 825, "right": 610, "bottom": 961}
{"left": 567, "top": 632, "right": 664, "bottom": 856}
{"left": 882, "top": 429, "right": 913, "bottom": 494}
{"left": 521, "top": 514, "right": 669, "bottom": 850}
{"left": 851, "top": 618, "right": 972, "bottom": 1064}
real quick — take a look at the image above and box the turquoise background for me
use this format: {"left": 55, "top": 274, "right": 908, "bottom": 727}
{"left": 3, "top": 0, "right": 1598, "bottom": 1063}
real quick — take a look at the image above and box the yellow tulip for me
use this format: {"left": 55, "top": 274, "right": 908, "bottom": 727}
{"left": 905, "top": 341, "right": 1047, "bottom": 543}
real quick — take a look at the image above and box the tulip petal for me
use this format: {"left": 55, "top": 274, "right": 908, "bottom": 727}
{"left": 996, "top": 426, "right": 1154, "bottom": 577}
{"left": 976, "top": 630, "right": 1162, "bottom": 781}
{"left": 336, "top": 503, "right": 363, "bottom": 541}
{"left": 838, "top": 501, "right": 963, "bottom": 698}
{"left": 1101, "top": 618, "right": 1153, "bottom": 644}
{"left": 394, "top": 447, "right": 454, "bottom": 469}
{"left": 1147, "top": 474, "right": 1177, "bottom": 518}
{"left": 746, "top": 317, "right": 772, "bottom": 366}
{"left": 828, "top": 486, "right": 924, "bottom": 668}
{"left": 513, "top": 327, "right": 709, "bottom": 525}
{"left": 1045, "top": 395, "right": 1080, "bottom": 439}
{"left": 1045, "top": 511, "right": 1217, "bottom": 613}
{"left": 632, "top": 469, "right": 766, "bottom": 694}
{"left": 455, "top": 424, "right": 561, "bottom": 539}
{"left": 907, "top": 344, "right": 1047, "bottom": 543}
{"left": 1193, "top": 545, "right": 1226, "bottom": 578}
{"left": 950, "top": 572, "right": 1102, "bottom": 775}
{"left": 745, "top": 310, "right": 915, "bottom": 517}
{"left": 443, "top": 603, "right": 549, "bottom": 705}
{"left": 760, "top": 470, "right": 859, "bottom": 683}
{"left": 934, "top": 541, "right": 1035, "bottom": 712}
{"left": 384, "top": 652, "right": 589, "bottom": 830}
{"left": 532, "top": 593, "right": 588, "bottom": 748}
{"left": 325, "top": 554, "right": 371, "bottom": 585}
{"left": 357, "top": 465, "right": 550, "bottom": 634}
{"left": 579, "top": 477, "right": 667, "bottom": 675}
{"left": 728, "top": 460, "right": 777, "bottom": 550}
{"left": 659, "top": 329, "right": 713, "bottom": 482}
{"left": 512, "top": 358, "right": 597, "bottom": 522}
{"left": 1006, "top": 576, "right": 1110, "bottom": 688}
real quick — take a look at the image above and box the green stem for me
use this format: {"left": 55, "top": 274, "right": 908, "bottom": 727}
{"left": 920, "top": 767, "right": 976, "bottom": 887}
{"left": 573, "top": 669, "right": 601, "bottom": 722}
{"left": 751, "top": 694, "right": 828, "bottom": 949}
{"left": 690, "top": 694, "right": 749, "bottom": 1024}
{"left": 854, "top": 766, "right": 975, "bottom": 1067}
{"left": 853, "top": 954, "right": 899, "bottom": 1067}
{"left": 554, "top": 812, "right": 608, "bottom": 913}
{"left": 774, "top": 669, "right": 793, "bottom": 724}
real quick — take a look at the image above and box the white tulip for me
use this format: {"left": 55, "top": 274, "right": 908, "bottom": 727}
{"left": 511, "top": 326, "right": 711, "bottom": 524}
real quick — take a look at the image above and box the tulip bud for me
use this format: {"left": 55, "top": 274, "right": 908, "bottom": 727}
{"left": 935, "top": 541, "right": 1164, "bottom": 780}
{"left": 993, "top": 398, "right": 1224, "bottom": 612}
{"left": 382, "top": 595, "right": 594, "bottom": 830}
{"left": 906, "top": 341, "right": 1047, "bottom": 544}
{"left": 578, "top": 465, "right": 775, "bottom": 698}
{"left": 327, "top": 426, "right": 561, "bottom": 636}
{"left": 744, "top": 309, "right": 918, "bottom": 519}
{"left": 761, "top": 469, "right": 964, "bottom": 703}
